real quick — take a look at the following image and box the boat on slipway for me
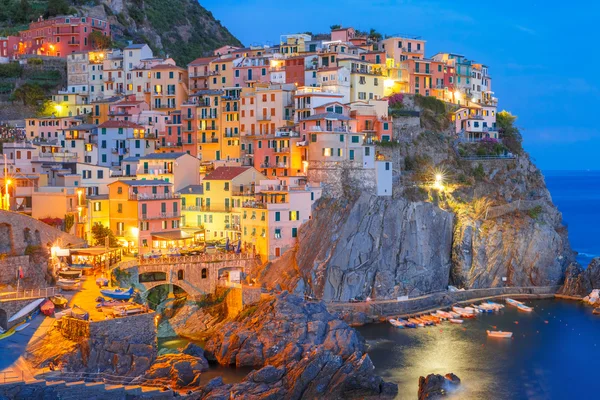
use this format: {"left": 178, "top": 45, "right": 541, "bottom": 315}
{"left": 100, "top": 287, "right": 134, "bottom": 300}
{"left": 7, "top": 298, "right": 45, "bottom": 323}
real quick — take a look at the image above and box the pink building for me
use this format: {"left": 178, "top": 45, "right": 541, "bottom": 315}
{"left": 233, "top": 57, "right": 271, "bottom": 87}
{"left": 25, "top": 116, "right": 81, "bottom": 140}
{"left": 330, "top": 27, "right": 357, "bottom": 43}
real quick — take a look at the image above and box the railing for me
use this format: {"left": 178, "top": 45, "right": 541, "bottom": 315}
{"left": 257, "top": 115, "right": 271, "bottom": 121}
{"left": 129, "top": 193, "right": 180, "bottom": 200}
{"left": 117, "top": 252, "right": 255, "bottom": 269}
{"left": 273, "top": 147, "right": 290, "bottom": 153}
{"left": 140, "top": 212, "right": 180, "bottom": 220}
{"left": 402, "top": 47, "right": 424, "bottom": 54}
{"left": 0, "top": 287, "right": 59, "bottom": 301}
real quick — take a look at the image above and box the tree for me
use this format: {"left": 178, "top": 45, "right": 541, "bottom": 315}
{"left": 330, "top": 24, "right": 341, "bottom": 30}
{"left": 46, "top": 0, "right": 70, "bottom": 17}
{"left": 368, "top": 28, "right": 382, "bottom": 42}
{"left": 89, "top": 31, "right": 112, "bottom": 50}
{"left": 11, "top": 83, "right": 45, "bottom": 106}
{"left": 13, "top": 0, "right": 32, "bottom": 24}
{"left": 91, "top": 222, "right": 119, "bottom": 247}
{"left": 496, "top": 110, "right": 522, "bottom": 154}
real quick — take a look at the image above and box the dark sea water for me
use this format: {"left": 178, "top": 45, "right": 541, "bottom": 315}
{"left": 357, "top": 299, "right": 600, "bottom": 399}
{"left": 544, "top": 170, "right": 600, "bottom": 266}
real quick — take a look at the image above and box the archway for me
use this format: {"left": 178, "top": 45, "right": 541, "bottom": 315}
{"left": 0, "top": 309, "right": 7, "bottom": 331}
{"left": 145, "top": 284, "right": 189, "bottom": 311}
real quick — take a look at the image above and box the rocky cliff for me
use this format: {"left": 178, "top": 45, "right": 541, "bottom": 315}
{"left": 196, "top": 292, "right": 397, "bottom": 399}
{"left": 258, "top": 100, "right": 576, "bottom": 301}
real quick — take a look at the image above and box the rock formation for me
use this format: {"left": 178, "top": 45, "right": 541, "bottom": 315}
{"left": 418, "top": 373, "right": 461, "bottom": 399}
{"left": 560, "top": 257, "right": 600, "bottom": 296}
{"left": 197, "top": 292, "right": 397, "bottom": 398}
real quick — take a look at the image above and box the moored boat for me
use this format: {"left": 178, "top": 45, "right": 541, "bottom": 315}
{"left": 517, "top": 304, "right": 533, "bottom": 312}
{"left": 15, "top": 322, "right": 30, "bottom": 332}
{"left": 487, "top": 330, "right": 513, "bottom": 338}
{"left": 7, "top": 298, "right": 45, "bottom": 323}
{"left": 111, "top": 304, "right": 145, "bottom": 317}
{"left": 50, "top": 295, "right": 68, "bottom": 308}
{"left": 57, "top": 278, "right": 80, "bottom": 291}
{"left": 408, "top": 318, "right": 425, "bottom": 327}
{"left": 449, "top": 318, "right": 464, "bottom": 324}
{"left": 58, "top": 269, "right": 82, "bottom": 279}
{"left": 40, "top": 299, "right": 55, "bottom": 316}
{"left": 505, "top": 298, "right": 523, "bottom": 307}
{"left": 389, "top": 319, "right": 405, "bottom": 328}
{"left": 100, "top": 287, "right": 134, "bottom": 300}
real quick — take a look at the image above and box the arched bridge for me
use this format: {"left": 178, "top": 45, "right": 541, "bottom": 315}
{"left": 115, "top": 253, "right": 257, "bottom": 299}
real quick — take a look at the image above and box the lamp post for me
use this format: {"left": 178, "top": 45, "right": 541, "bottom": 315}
{"left": 3, "top": 154, "right": 10, "bottom": 211}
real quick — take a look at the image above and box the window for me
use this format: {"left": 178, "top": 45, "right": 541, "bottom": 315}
{"left": 339, "top": 135, "right": 344, "bottom": 142}
{"left": 292, "top": 227, "right": 298, "bottom": 238}
{"left": 311, "top": 134, "right": 317, "bottom": 142}
{"left": 94, "top": 202, "right": 101, "bottom": 211}
{"left": 349, "top": 149, "right": 354, "bottom": 160}
{"left": 117, "top": 203, "right": 123, "bottom": 213}
{"left": 289, "top": 211, "right": 299, "bottom": 221}
{"left": 177, "top": 270, "right": 184, "bottom": 280}
{"left": 274, "top": 229, "right": 282, "bottom": 239}
{"left": 385, "top": 162, "right": 390, "bottom": 171}
{"left": 117, "top": 187, "right": 123, "bottom": 194}
{"left": 275, "top": 211, "right": 280, "bottom": 221}
{"left": 205, "top": 182, "right": 210, "bottom": 191}
{"left": 383, "top": 122, "right": 389, "bottom": 130}
{"left": 351, "top": 136, "right": 360, "bottom": 143}
{"left": 201, "top": 268, "right": 208, "bottom": 279}
{"left": 365, "top": 147, "right": 371, "bottom": 156}
{"left": 224, "top": 182, "right": 229, "bottom": 191}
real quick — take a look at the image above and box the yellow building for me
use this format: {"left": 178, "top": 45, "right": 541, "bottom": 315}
{"left": 338, "top": 59, "right": 385, "bottom": 102}
{"left": 191, "top": 166, "right": 265, "bottom": 243}
{"left": 86, "top": 195, "right": 110, "bottom": 244}
{"left": 207, "top": 57, "right": 236, "bottom": 90}
{"left": 150, "top": 61, "right": 189, "bottom": 112}
{"left": 221, "top": 88, "right": 242, "bottom": 161}
{"left": 279, "top": 34, "right": 311, "bottom": 55}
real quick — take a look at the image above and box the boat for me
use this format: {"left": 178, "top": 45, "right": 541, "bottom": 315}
{"left": 40, "top": 299, "right": 55, "bottom": 316}
{"left": 58, "top": 270, "right": 82, "bottom": 279}
{"left": 408, "top": 318, "right": 425, "bottom": 327}
{"left": 100, "top": 287, "right": 134, "bottom": 300}
{"left": 449, "top": 319, "right": 464, "bottom": 324}
{"left": 57, "top": 278, "right": 80, "bottom": 291}
{"left": 50, "top": 295, "right": 68, "bottom": 308}
{"left": 7, "top": 298, "right": 45, "bottom": 323}
{"left": 15, "top": 322, "right": 30, "bottom": 332}
{"left": 487, "top": 330, "right": 513, "bottom": 338}
{"left": 517, "top": 304, "right": 533, "bottom": 312}
{"left": 97, "top": 300, "right": 130, "bottom": 310}
{"left": 54, "top": 308, "right": 72, "bottom": 319}
{"left": 388, "top": 319, "right": 405, "bottom": 328}
{"left": 397, "top": 318, "right": 417, "bottom": 328}
{"left": 473, "top": 304, "right": 494, "bottom": 313}
{"left": 111, "top": 304, "right": 145, "bottom": 317}
{"left": 505, "top": 298, "right": 523, "bottom": 307}
{"left": 0, "top": 322, "right": 24, "bottom": 341}
{"left": 465, "top": 306, "right": 481, "bottom": 314}
{"left": 71, "top": 306, "right": 89, "bottom": 321}
{"left": 487, "top": 301, "right": 505, "bottom": 309}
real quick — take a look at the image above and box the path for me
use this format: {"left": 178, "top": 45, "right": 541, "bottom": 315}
{"left": 68, "top": 276, "right": 109, "bottom": 321}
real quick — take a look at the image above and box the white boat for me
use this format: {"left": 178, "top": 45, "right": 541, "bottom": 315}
{"left": 517, "top": 304, "right": 533, "bottom": 312}
{"left": 57, "top": 278, "right": 80, "bottom": 291}
{"left": 388, "top": 319, "right": 405, "bottom": 328}
{"left": 449, "top": 319, "right": 464, "bottom": 324}
{"left": 54, "top": 308, "right": 72, "bottom": 319}
{"left": 448, "top": 311, "right": 461, "bottom": 318}
{"left": 487, "top": 330, "right": 513, "bottom": 338}
{"left": 7, "top": 298, "right": 45, "bottom": 323}
{"left": 465, "top": 306, "right": 481, "bottom": 314}
{"left": 487, "top": 301, "right": 505, "bottom": 309}
{"left": 505, "top": 298, "right": 523, "bottom": 307}
{"left": 15, "top": 322, "right": 30, "bottom": 332}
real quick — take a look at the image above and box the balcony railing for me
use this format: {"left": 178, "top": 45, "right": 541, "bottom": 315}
{"left": 273, "top": 147, "right": 290, "bottom": 153}
{"left": 402, "top": 47, "right": 424, "bottom": 54}
{"left": 140, "top": 212, "right": 180, "bottom": 220}
{"left": 200, "top": 138, "right": 219, "bottom": 144}
{"left": 183, "top": 205, "right": 232, "bottom": 212}
{"left": 129, "top": 193, "right": 180, "bottom": 200}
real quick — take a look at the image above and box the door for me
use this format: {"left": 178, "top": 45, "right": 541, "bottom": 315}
{"left": 125, "top": 164, "right": 131, "bottom": 176}
{"left": 275, "top": 247, "right": 281, "bottom": 257}
{"left": 143, "top": 162, "right": 148, "bottom": 173}
{"left": 247, "top": 69, "right": 252, "bottom": 81}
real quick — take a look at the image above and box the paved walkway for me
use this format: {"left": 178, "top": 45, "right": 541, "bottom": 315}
{"left": 68, "top": 276, "right": 108, "bottom": 321}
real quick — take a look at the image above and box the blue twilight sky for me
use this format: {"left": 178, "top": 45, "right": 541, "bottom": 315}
{"left": 201, "top": 0, "right": 600, "bottom": 170}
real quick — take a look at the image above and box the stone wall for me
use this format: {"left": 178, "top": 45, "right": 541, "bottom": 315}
{"left": 225, "top": 286, "right": 262, "bottom": 317}
{"left": 392, "top": 115, "right": 422, "bottom": 142}
{"left": 59, "top": 317, "right": 91, "bottom": 340}
{"left": 0, "top": 298, "right": 34, "bottom": 330}
{"left": 307, "top": 161, "right": 377, "bottom": 198}
{"left": 0, "top": 256, "right": 32, "bottom": 285}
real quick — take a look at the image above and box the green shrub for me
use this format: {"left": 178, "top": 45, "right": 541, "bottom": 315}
{"left": 0, "top": 63, "right": 23, "bottom": 79}
{"left": 527, "top": 205, "right": 543, "bottom": 220}
{"left": 472, "top": 163, "right": 485, "bottom": 180}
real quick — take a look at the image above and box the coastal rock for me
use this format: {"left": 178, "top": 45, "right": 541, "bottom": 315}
{"left": 199, "top": 292, "right": 397, "bottom": 399}
{"left": 559, "top": 263, "right": 592, "bottom": 296}
{"left": 144, "top": 353, "right": 209, "bottom": 388}
{"left": 417, "top": 373, "right": 461, "bottom": 399}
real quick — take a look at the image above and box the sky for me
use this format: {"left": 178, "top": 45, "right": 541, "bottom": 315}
{"left": 202, "top": 0, "right": 599, "bottom": 170}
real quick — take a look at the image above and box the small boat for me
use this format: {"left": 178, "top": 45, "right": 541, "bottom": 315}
{"left": 0, "top": 322, "right": 24, "bottom": 340}
{"left": 408, "top": 318, "right": 425, "bottom": 327}
{"left": 465, "top": 306, "right": 481, "bottom": 314}
{"left": 100, "top": 287, "right": 134, "bottom": 300}
{"left": 505, "top": 298, "right": 523, "bottom": 307}
{"left": 487, "top": 330, "right": 513, "bottom": 338}
{"left": 71, "top": 305, "right": 89, "bottom": 321}
{"left": 448, "top": 311, "right": 461, "bottom": 318}
{"left": 15, "top": 322, "right": 30, "bottom": 332}
{"left": 487, "top": 301, "right": 505, "bottom": 309}
{"left": 50, "top": 295, "right": 68, "bottom": 308}
{"left": 111, "top": 304, "right": 145, "bottom": 317}
{"left": 473, "top": 304, "right": 494, "bottom": 313}
{"left": 389, "top": 319, "right": 405, "bottom": 328}
{"left": 97, "top": 300, "right": 130, "bottom": 310}
{"left": 8, "top": 298, "right": 45, "bottom": 323}
{"left": 40, "top": 299, "right": 55, "bottom": 316}
{"left": 517, "top": 304, "right": 533, "bottom": 312}
{"left": 449, "top": 319, "right": 464, "bottom": 324}
{"left": 397, "top": 318, "right": 417, "bottom": 328}
{"left": 55, "top": 308, "right": 72, "bottom": 319}
{"left": 58, "top": 270, "right": 82, "bottom": 279}
{"left": 57, "top": 278, "right": 80, "bottom": 291}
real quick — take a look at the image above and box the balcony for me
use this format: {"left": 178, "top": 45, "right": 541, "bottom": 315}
{"left": 140, "top": 212, "right": 180, "bottom": 220}
{"left": 257, "top": 115, "right": 272, "bottom": 122}
{"left": 189, "top": 71, "right": 219, "bottom": 78}
{"left": 413, "top": 69, "right": 431, "bottom": 75}
{"left": 402, "top": 47, "right": 424, "bottom": 54}
{"left": 129, "top": 192, "right": 180, "bottom": 201}
{"left": 156, "top": 142, "right": 183, "bottom": 149}
{"left": 260, "top": 162, "right": 289, "bottom": 169}
{"left": 184, "top": 205, "right": 232, "bottom": 213}
{"left": 200, "top": 137, "right": 219, "bottom": 144}
{"left": 67, "top": 41, "right": 81, "bottom": 46}
{"left": 104, "top": 76, "right": 115, "bottom": 82}
{"left": 273, "top": 147, "right": 290, "bottom": 153}
{"left": 137, "top": 167, "right": 174, "bottom": 175}
{"left": 308, "top": 126, "right": 350, "bottom": 133}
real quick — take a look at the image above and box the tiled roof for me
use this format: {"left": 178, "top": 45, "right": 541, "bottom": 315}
{"left": 300, "top": 112, "right": 351, "bottom": 121}
{"left": 97, "top": 120, "right": 145, "bottom": 129}
{"left": 188, "top": 56, "right": 217, "bottom": 66}
{"left": 114, "top": 180, "right": 172, "bottom": 186}
{"left": 125, "top": 44, "right": 148, "bottom": 49}
{"left": 139, "top": 152, "right": 187, "bottom": 160}
{"left": 151, "top": 63, "right": 185, "bottom": 71}
{"left": 203, "top": 166, "right": 251, "bottom": 181}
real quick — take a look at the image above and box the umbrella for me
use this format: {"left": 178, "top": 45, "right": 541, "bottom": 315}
{"left": 236, "top": 240, "right": 241, "bottom": 254}
{"left": 225, "top": 237, "right": 230, "bottom": 251}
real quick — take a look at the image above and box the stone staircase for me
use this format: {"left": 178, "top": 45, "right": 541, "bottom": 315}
{"left": 0, "top": 379, "right": 175, "bottom": 399}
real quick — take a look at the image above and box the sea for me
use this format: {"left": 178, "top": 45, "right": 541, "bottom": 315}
{"left": 356, "top": 170, "right": 600, "bottom": 399}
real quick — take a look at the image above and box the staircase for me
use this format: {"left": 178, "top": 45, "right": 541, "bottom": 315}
{"left": 0, "top": 379, "right": 175, "bottom": 399}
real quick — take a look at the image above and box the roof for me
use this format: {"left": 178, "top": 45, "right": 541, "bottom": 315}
{"left": 190, "top": 89, "right": 224, "bottom": 97}
{"left": 63, "top": 124, "right": 97, "bottom": 131}
{"left": 188, "top": 56, "right": 217, "bottom": 66}
{"left": 113, "top": 179, "right": 172, "bottom": 187}
{"left": 203, "top": 166, "right": 251, "bottom": 181}
{"left": 151, "top": 63, "right": 186, "bottom": 71}
{"left": 139, "top": 152, "right": 187, "bottom": 160}
{"left": 151, "top": 230, "right": 193, "bottom": 241}
{"left": 97, "top": 120, "right": 145, "bottom": 129}
{"left": 300, "top": 112, "right": 351, "bottom": 121}
{"left": 178, "top": 185, "right": 204, "bottom": 195}
{"left": 122, "top": 156, "right": 140, "bottom": 162}
{"left": 125, "top": 44, "right": 148, "bottom": 50}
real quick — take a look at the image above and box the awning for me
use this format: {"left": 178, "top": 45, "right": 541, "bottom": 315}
{"left": 151, "top": 231, "right": 193, "bottom": 241}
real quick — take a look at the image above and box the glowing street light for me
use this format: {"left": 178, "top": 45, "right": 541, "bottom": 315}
{"left": 433, "top": 171, "right": 445, "bottom": 191}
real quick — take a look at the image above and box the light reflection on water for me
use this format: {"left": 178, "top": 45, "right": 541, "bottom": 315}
{"left": 357, "top": 299, "right": 600, "bottom": 399}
